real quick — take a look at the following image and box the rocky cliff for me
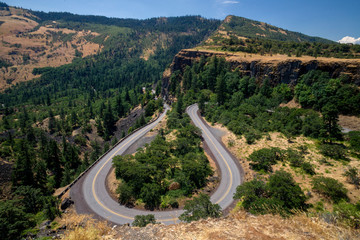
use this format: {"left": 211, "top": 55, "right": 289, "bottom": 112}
{"left": 162, "top": 49, "right": 360, "bottom": 98}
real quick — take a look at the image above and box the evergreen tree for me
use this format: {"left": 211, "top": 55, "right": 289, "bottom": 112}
{"left": 46, "top": 140, "right": 62, "bottom": 187}
{"left": 116, "top": 94, "right": 124, "bottom": 117}
{"left": 183, "top": 66, "right": 192, "bottom": 91}
{"left": 19, "top": 107, "right": 29, "bottom": 133}
{"left": 34, "top": 160, "right": 47, "bottom": 190}
{"left": 216, "top": 74, "right": 226, "bottom": 105}
{"left": 176, "top": 95, "right": 183, "bottom": 116}
{"left": 103, "top": 102, "right": 116, "bottom": 138}
{"left": 198, "top": 93, "right": 206, "bottom": 113}
{"left": 259, "top": 78, "right": 272, "bottom": 98}
{"left": 320, "top": 103, "right": 342, "bottom": 143}
{"left": 12, "top": 141, "right": 34, "bottom": 187}
{"left": 206, "top": 56, "right": 218, "bottom": 91}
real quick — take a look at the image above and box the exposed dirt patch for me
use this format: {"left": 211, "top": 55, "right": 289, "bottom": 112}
{"left": 106, "top": 167, "right": 120, "bottom": 200}
{"left": 339, "top": 115, "right": 360, "bottom": 131}
{"left": 279, "top": 99, "right": 301, "bottom": 109}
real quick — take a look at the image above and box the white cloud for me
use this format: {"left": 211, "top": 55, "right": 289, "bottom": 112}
{"left": 221, "top": 0, "right": 239, "bottom": 4}
{"left": 338, "top": 36, "right": 360, "bottom": 44}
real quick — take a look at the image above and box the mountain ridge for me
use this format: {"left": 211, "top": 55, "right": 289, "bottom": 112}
{"left": 219, "top": 15, "right": 333, "bottom": 43}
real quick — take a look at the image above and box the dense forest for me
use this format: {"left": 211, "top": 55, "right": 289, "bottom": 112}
{"left": 0, "top": 13, "right": 219, "bottom": 240}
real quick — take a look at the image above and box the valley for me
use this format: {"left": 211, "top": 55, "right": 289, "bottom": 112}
{"left": 0, "top": 1, "right": 360, "bottom": 239}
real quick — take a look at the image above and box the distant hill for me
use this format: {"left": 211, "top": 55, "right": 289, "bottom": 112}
{"left": 0, "top": 6, "right": 220, "bottom": 89}
{"left": 201, "top": 15, "right": 359, "bottom": 59}
{"left": 219, "top": 15, "right": 333, "bottom": 43}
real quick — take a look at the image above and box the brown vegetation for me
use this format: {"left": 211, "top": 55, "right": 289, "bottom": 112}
{"left": 0, "top": 7, "right": 102, "bottom": 90}
{"left": 58, "top": 210, "right": 359, "bottom": 240}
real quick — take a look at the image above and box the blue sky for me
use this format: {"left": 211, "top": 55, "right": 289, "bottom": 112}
{"left": 4, "top": 0, "right": 360, "bottom": 42}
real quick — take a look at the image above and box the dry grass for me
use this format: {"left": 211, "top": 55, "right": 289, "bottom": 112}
{"left": 188, "top": 48, "right": 360, "bottom": 63}
{"left": 205, "top": 119, "right": 360, "bottom": 209}
{"left": 0, "top": 7, "right": 102, "bottom": 90}
{"left": 106, "top": 167, "right": 120, "bottom": 200}
{"left": 59, "top": 212, "right": 113, "bottom": 240}
{"left": 59, "top": 209, "right": 360, "bottom": 240}
{"left": 339, "top": 115, "right": 360, "bottom": 131}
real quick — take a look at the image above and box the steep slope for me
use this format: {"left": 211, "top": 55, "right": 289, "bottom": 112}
{"left": 55, "top": 210, "right": 359, "bottom": 240}
{"left": 0, "top": 7, "right": 103, "bottom": 90}
{"left": 162, "top": 49, "right": 360, "bottom": 99}
{"left": 0, "top": 7, "right": 221, "bottom": 90}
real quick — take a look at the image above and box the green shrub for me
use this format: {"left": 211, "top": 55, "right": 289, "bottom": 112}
{"left": 333, "top": 201, "right": 360, "bottom": 229}
{"left": 318, "top": 144, "right": 348, "bottom": 160}
{"left": 286, "top": 149, "right": 304, "bottom": 168}
{"left": 301, "top": 162, "right": 316, "bottom": 175}
{"left": 234, "top": 170, "right": 308, "bottom": 216}
{"left": 132, "top": 214, "right": 156, "bottom": 227}
{"left": 343, "top": 167, "right": 360, "bottom": 188}
{"left": 349, "top": 131, "right": 360, "bottom": 151}
{"left": 117, "top": 182, "right": 133, "bottom": 205}
{"left": 74, "top": 135, "right": 87, "bottom": 146}
{"left": 179, "top": 193, "right": 221, "bottom": 222}
{"left": 244, "top": 130, "right": 261, "bottom": 144}
{"left": 311, "top": 176, "right": 348, "bottom": 203}
{"left": 248, "top": 147, "right": 283, "bottom": 172}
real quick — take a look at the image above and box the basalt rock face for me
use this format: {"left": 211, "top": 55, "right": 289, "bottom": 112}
{"left": 162, "top": 49, "right": 360, "bottom": 98}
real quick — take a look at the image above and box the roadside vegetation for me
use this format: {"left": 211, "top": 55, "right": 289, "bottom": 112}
{"left": 113, "top": 108, "right": 213, "bottom": 210}
{"left": 0, "top": 10, "right": 218, "bottom": 240}
{"left": 170, "top": 55, "right": 360, "bottom": 229}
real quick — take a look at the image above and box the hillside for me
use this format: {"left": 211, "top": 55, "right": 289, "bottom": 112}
{"left": 160, "top": 45, "right": 360, "bottom": 236}
{"left": 0, "top": 6, "right": 220, "bottom": 90}
{"left": 162, "top": 49, "right": 360, "bottom": 99}
{"left": 2, "top": 3, "right": 360, "bottom": 239}
{"left": 0, "top": 7, "right": 103, "bottom": 90}
{"left": 202, "top": 15, "right": 360, "bottom": 59}
{"left": 53, "top": 210, "right": 358, "bottom": 240}
{"left": 216, "top": 15, "right": 333, "bottom": 43}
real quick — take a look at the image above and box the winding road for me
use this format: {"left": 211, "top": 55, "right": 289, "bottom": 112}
{"left": 71, "top": 104, "right": 242, "bottom": 225}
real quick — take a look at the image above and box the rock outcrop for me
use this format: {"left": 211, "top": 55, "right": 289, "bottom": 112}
{"left": 162, "top": 49, "right": 360, "bottom": 98}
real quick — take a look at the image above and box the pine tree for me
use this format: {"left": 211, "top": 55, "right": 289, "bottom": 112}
{"left": 183, "top": 66, "right": 192, "bottom": 91}
{"left": 199, "top": 93, "right": 206, "bottom": 113}
{"left": 259, "top": 78, "right": 272, "bottom": 98}
{"left": 19, "top": 107, "right": 29, "bottom": 133}
{"left": 47, "top": 140, "right": 62, "bottom": 187}
{"left": 34, "top": 160, "right": 47, "bottom": 190}
{"left": 116, "top": 95, "right": 124, "bottom": 117}
{"left": 320, "top": 103, "right": 342, "bottom": 143}
{"left": 12, "top": 141, "right": 34, "bottom": 187}
{"left": 216, "top": 74, "right": 226, "bottom": 105}
{"left": 176, "top": 95, "right": 183, "bottom": 116}
{"left": 103, "top": 103, "right": 115, "bottom": 138}
{"left": 140, "top": 114, "right": 146, "bottom": 126}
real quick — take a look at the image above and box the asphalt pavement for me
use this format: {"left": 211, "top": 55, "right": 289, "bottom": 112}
{"left": 71, "top": 104, "right": 242, "bottom": 225}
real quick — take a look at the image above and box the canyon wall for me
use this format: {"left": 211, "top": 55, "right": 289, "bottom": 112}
{"left": 162, "top": 49, "right": 360, "bottom": 98}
